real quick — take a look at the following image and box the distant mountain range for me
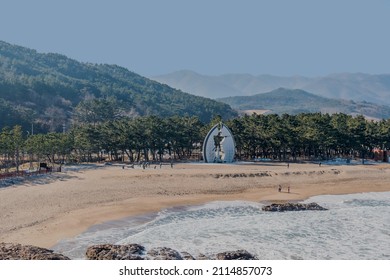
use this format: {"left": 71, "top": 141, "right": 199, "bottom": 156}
{"left": 0, "top": 41, "right": 237, "bottom": 132}
{"left": 217, "top": 88, "right": 390, "bottom": 119}
{"left": 152, "top": 70, "right": 390, "bottom": 105}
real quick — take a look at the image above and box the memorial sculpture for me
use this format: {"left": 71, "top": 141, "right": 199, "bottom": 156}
{"left": 202, "top": 122, "right": 235, "bottom": 163}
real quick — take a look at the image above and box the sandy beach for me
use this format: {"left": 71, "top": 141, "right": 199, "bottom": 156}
{"left": 1, "top": 161, "right": 390, "bottom": 249}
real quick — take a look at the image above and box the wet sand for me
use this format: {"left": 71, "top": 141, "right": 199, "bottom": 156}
{"left": 1, "top": 161, "right": 389, "bottom": 248}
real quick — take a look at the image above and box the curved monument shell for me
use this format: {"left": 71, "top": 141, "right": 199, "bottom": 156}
{"left": 202, "top": 123, "right": 236, "bottom": 163}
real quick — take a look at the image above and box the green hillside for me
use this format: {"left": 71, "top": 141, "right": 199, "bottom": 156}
{"left": 0, "top": 41, "right": 237, "bottom": 132}
{"left": 218, "top": 88, "right": 390, "bottom": 119}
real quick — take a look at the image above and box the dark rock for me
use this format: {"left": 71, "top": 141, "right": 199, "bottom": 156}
{"left": 85, "top": 244, "right": 194, "bottom": 260}
{"left": 216, "top": 250, "right": 258, "bottom": 260}
{"left": 1, "top": 242, "right": 261, "bottom": 261}
{"left": 262, "top": 202, "right": 327, "bottom": 212}
{"left": 146, "top": 247, "right": 183, "bottom": 260}
{"left": 180, "top": 251, "right": 196, "bottom": 260}
{"left": 84, "top": 244, "right": 261, "bottom": 260}
{"left": 0, "top": 243, "right": 70, "bottom": 260}
{"left": 85, "top": 244, "right": 145, "bottom": 260}
{"left": 196, "top": 253, "right": 209, "bottom": 260}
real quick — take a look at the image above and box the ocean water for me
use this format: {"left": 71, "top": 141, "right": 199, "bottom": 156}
{"left": 53, "top": 192, "right": 390, "bottom": 260}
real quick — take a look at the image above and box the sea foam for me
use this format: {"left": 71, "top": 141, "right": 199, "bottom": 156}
{"left": 53, "top": 192, "right": 390, "bottom": 259}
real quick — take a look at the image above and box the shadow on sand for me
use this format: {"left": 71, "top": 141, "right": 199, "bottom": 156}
{"left": 0, "top": 164, "right": 105, "bottom": 189}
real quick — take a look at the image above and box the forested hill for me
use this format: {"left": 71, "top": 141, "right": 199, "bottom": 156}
{"left": 0, "top": 41, "right": 237, "bottom": 132}
{"left": 217, "top": 88, "right": 390, "bottom": 119}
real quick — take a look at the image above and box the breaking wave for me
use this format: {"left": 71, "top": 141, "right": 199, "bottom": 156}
{"left": 53, "top": 192, "right": 390, "bottom": 259}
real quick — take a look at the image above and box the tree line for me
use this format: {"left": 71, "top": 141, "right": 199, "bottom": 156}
{"left": 228, "top": 113, "right": 390, "bottom": 161}
{"left": 1, "top": 113, "right": 390, "bottom": 172}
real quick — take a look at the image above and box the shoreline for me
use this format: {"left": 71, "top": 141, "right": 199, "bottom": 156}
{"left": 1, "top": 162, "right": 390, "bottom": 249}
{"left": 54, "top": 191, "right": 390, "bottom": 260}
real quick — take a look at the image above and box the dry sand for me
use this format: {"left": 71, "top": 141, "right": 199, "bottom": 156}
{"left": 1, "top": 161, "right": 390, "bottom": 249}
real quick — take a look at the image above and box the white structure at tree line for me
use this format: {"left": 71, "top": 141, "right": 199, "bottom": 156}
{"left": 202, "top": 122, "right": 235, "bottom": 163}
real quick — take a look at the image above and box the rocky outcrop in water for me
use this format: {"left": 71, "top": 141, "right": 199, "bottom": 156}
{"left": 0, "top": 243, "right": 70, "bottom": 260}
{"left": 262, "top": 202, "right": 327, "bottom": 212}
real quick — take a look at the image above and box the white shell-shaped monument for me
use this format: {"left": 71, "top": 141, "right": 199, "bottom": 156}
{"left": 202, "top": 122, "right": 236, "bottom": 163}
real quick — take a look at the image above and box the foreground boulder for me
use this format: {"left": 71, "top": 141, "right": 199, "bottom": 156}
{"left": 0, "top": 243, "right": 70, "bottom": 260}
{"left": 86, "top": 244, "right": 257, "bottom": 260}
{"left": 146, "top": 247, "right": 186, "bottom": 260}
{"left": 262, "top": 202, "right": 328, "bottom": 212}
{"left": 85, "top": 244, "right": 145, "bottom": 260}
{"left": 85, "top": 244, "right": 195, "bottom": 260}
{"left": 216, "top": 250, "right": 258, "bottom": 260}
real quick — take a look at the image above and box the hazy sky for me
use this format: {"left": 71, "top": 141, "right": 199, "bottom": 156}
{"left": 1, "top": 0, "right": 389, "bottom": 77}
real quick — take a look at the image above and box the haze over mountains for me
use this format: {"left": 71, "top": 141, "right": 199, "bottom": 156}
{"left": 218, "top": 88, "right": 390, "bottom": 119}
{"left": 152, "top": 70, "right": 390, "bottom": 106}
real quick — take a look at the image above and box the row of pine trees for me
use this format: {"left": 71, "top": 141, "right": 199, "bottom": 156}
{"left": 1, "top": 113, "right": 390, "bottom": 172}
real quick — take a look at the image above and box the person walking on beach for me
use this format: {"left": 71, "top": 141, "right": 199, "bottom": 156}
{"left": 278, "top": 185, "right": 282, "bottom": 192}
{"left": 288, "top": 186, "right": 290, "bottom": 193}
